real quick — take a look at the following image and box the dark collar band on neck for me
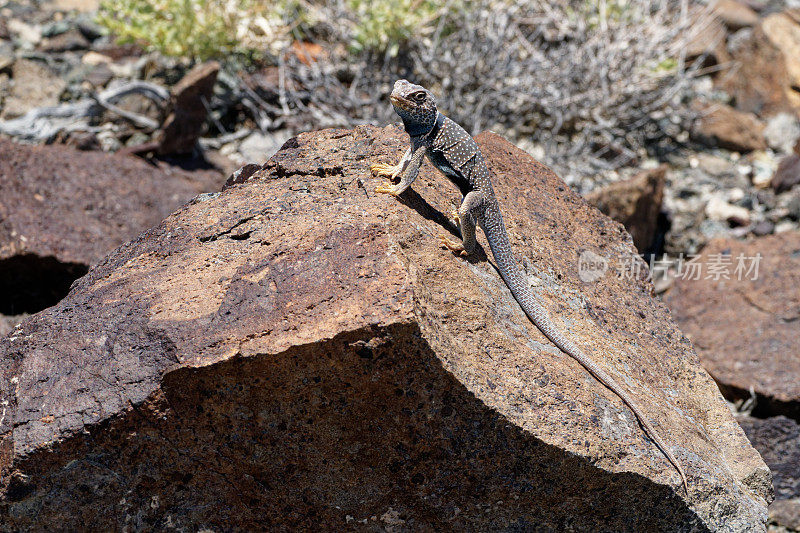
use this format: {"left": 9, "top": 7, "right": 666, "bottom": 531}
{"left": 409, "top": 112, "right": 444, "bottom": 139}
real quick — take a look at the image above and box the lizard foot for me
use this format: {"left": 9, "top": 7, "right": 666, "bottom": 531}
{"left": 449, "top": 208, "right": 461, "bottom": 227}
{"left": 374, "top": 181, "right": 399, "bottom": 197}
{"left": 439, "top": 235, "right": 467, "bottom": 257}
{"left": 370, "top": 162, "right": 400, "bottom": 180}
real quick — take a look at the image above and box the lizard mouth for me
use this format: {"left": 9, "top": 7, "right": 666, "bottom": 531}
{"left": 389, "top": 94, "right": 411, "bottom": 109}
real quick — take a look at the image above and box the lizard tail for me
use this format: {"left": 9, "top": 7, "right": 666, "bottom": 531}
{"left": 480, "top": 202, "right": 689, "bottom": 494}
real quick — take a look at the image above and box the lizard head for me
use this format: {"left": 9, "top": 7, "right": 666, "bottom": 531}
{"left": 389, "top": 79, "right": 438, "bottom": 137}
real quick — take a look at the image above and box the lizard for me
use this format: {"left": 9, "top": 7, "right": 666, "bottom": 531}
{"left": 371, "top": 79, "right": 688, "bottom": 493}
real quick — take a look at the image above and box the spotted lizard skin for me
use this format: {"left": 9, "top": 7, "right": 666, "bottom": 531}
{"left": 372, "top": 79, "right": 688, "bottom": 492}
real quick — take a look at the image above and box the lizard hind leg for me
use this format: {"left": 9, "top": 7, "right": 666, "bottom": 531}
{"left": 439, "top": 190, "right": 484, "bottom": 257}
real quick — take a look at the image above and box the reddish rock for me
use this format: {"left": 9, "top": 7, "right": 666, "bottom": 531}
{"left": 37, "top": 28, "right": 89, "bottom": 53}
{"left": 0, "top": 59, "right": 66, "bottom": 120}
{"left": 694, "top": 102, "right": 767, "bottom": 152}
{"left": 685, "top": 14, "right": 730, "bottom": 69}
{"left": 0, "top": 126, "right": 769, "bottom": 530}
{"left": 738, "top": 415, "right": 800, "bottom": 530}
{"left": 288, "top": 40, "right": 328, "bottom": 66}
{"left": 0, "top": 138, "right": 222, "bottom": 314}
{"left": 717, "top": 23, "right": 800, "bottom": 117}
{"left": 771, "top": 153, "right": 800, "bottom": 193}
{"left": 664, "top": 233, "right": 800, "bottom": 419}
{"left": 713, "top": 0, "right": 759, "bottom": 30}
{"left": 584, "top": 166, "right": 666, "bottom": 253}
{"left": 156, "top": 61, "right": 219, "bottom": 155}
{"left": 762, "top": 13, "right": 800, "bottom": 106}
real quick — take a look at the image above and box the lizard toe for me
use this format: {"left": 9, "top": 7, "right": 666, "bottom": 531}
{"left": 374, "top": 182, "right": 399, "bottom": 197}
{"left": 439, "top": 235, "right": 467, "bottom": 256}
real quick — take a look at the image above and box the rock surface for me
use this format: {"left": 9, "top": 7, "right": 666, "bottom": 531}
{"left": 761, "top": 13, "right": 800, "bottom": 106}
{"left": 156, "top": 60, "right": 219, "bottom": 155}
{"left": 772, "top": 153, "right": 800, "bottom": 193}
{"left": 713, "top": 0, "right": 759, "bottom": 30}
{"left": 738, "top": 415, "right": 800, "bottom": 531}
{"left": 584, "top": 166, "right": 666, "bottom": 253}
{"left": 0, "top": 58, "right": 66, "bottom": 120}
{"left": 0, "top": 138, "right": 222, "bottom": 315}
{"left": 694, "top": 102, "right": 767, "bottom": 152}
{"left": 717, "top": 23, "right": 800, "bottom": 118}
{"left": 0, "top": 126, "right": 770, "bottom": 530}
{"left": 664, "top": 232, "right": 800, "bottom": 420}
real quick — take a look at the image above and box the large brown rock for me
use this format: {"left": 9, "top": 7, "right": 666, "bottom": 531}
{"left": 156, "top": 61, "right": 219, "bottom": 155}
{"left": 738, "top": 415, "right": 800, "bottom": 530}
{"left": 761, "top": 13, "right": 800, "bottom": 103}
{"left": 584, "top": 166, "right": 666, "bottom": 253}
{"left": 717, "top": 22, "right": 800, "bottom": 117}
{"left": 771, "top": 153, "right": 800, "bottom": 193}
{"left": 664, "top": 233, "right": 800, "bottom": 419}
{"left": 694, "top": 102, "right": 768, "bottom": 152}
{"left": 0, "top": 59, "right": 66, "bottom": 120}
{"left": 0, "top": 126, "right": 770, "bottom": 530}
{"left": 685, "top": 13, "right": 731, "bottom": 69}
{"left": 713, "top": 0, "right": 759, "bottom": 30}
{"left": 0, "top": 138, "right": 221, "bottom": 315}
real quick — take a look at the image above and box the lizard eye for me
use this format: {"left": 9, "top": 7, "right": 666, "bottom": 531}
{"left": 411, "top": 92, "right": 426, "bottom": 103}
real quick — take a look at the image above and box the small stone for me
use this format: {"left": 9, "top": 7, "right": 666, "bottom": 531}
{"left": 775, "top": 220, "right": 798, "bottom": 233}
{"left": 699, "top": 218, "right": 730, "bottom": 239}
{"left": 7, "top": 19, "right": 42, "bottom": 47}
{"left": 81, "top": 51, "right": 113, "bottom": 66}
{"left": 713, "top": 0, "right": 759, "bottom": 30}
{"left": 786, "top": 194, "right": 800, "bottom": 220}
{"left": 728, "top": 187, "right": 745, "bottom": 203}
{"left": 771, "top": 154, "right": 800, "bottom": 193}
{"left": 62, "top": 130, "right": 99, "bottom": 151}
{"left": 696, "top": 153, "right": 733, "bottom": 176}
{"left": 0, "top": 45, "right": 13, "bottom": 72}
{"left": 763, "top": 112, "right": 800, "bottom": 154}
{"left": 76, "top": 18, "right": 103, "bottom": 41}
{"left": 0, "top": 59, "right": 67, "bottom": 120}
{"left": 41, "top": 20, "right": 71, "bottom": 38}
{"left": 705, "top": 195, "right": 751, "bottom": 226}
{"left": 694, "top": 102, "right": 767, "bottom": 152}
{"left": 84, "top": 63, "right": 113, "bottom": 87}
{"left": 39, "top": 29, "right": 90, "bottom": 53}
{"left": 751, "top": 151, "right": 779, "bottom": 188}
{"left": 756, "top": 188, "right": 777, "bottom": 210}
{"left": 225, "top": 163, "right": 262, "bottom": 188}
{"left": 751, "top": 220, "right": 774, "bottom": 235}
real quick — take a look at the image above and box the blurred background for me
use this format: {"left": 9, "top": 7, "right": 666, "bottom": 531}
{"left": 0, "top": 0, "right": 798, "bottom": 529}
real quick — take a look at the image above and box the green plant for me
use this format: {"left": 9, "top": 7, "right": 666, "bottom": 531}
{"left": 346, "top": 0, "right": 452, "bottom": 56}
{"left": 96, "top": 0, "right": 298, "bottom": 61}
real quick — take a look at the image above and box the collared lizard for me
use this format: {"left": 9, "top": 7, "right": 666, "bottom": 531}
{"left": 371, "top": 79, "right": 688, "bottom": 493}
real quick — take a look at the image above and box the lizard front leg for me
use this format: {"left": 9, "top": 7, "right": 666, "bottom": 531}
{"left": 440, "top": 190, "right": 485, "bottom": 256}
{"left": 371, "top": 147, "right": 411, "bottom": 181}
{"left": 374, "top": 144, "right": 426, "bottom": 197}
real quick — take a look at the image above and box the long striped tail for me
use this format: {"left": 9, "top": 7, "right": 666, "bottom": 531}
{"left": 481, "top": 201, "right": 688, "bottom": 493}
